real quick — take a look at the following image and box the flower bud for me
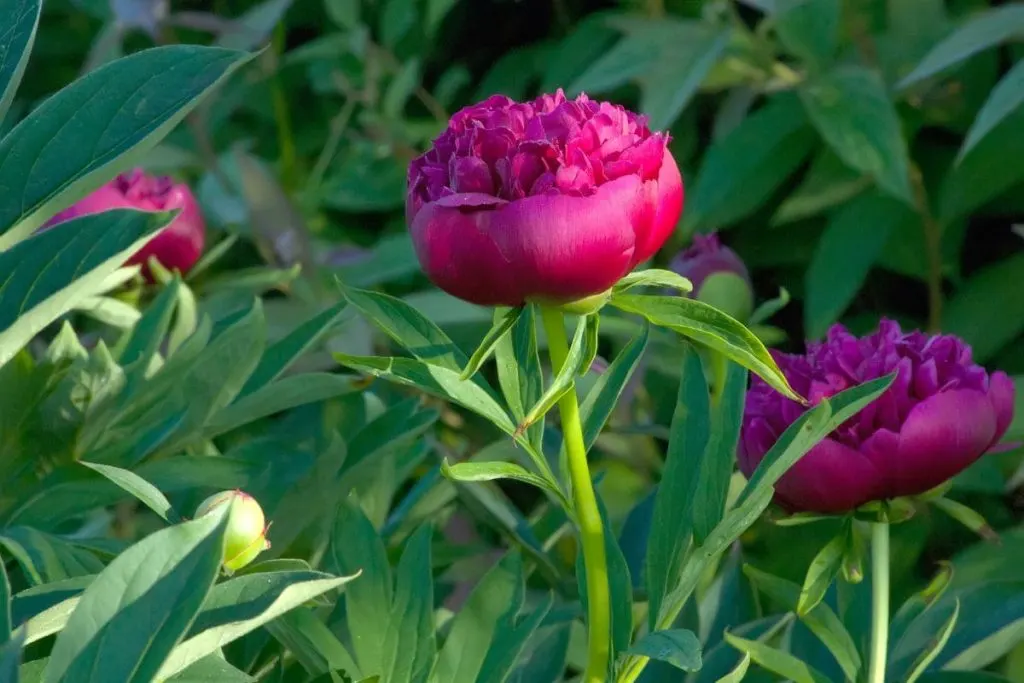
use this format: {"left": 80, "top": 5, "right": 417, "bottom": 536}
{"left": 44, "top": 169, "right": 206, "bottom": 280}
{"left": 195, "top": 490, "right": 270, "bottom": 573}
{"left": 669, "top": 233, "right": 753, "bottom": 321}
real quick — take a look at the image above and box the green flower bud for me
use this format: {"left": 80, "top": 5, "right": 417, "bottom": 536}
{"left": 195, "top": 490, "right": 270, "bottom": 573}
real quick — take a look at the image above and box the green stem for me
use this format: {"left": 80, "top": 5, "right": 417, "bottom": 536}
{"left": 868, "top": 522, "right": 890, "bottom": 683}
{"left": 540, "top": 307, "right": 611, "bottom": 683}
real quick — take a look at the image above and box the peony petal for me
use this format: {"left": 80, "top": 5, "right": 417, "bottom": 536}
{"left": 772, "top": 438, "right": 885, "bottom": 513}
{"left": 410, "top": 175, "right": 645, "bottom": 306}
{"left": 887, "top": 389, "right": 998, "bottom": 498}
{"left": 631, "top": 149, "right": 683, "bottom": 266}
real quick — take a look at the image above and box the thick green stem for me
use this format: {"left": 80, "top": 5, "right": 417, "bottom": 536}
{"left": 868, "top": 522, "right": 890, "bottom": 683}
{"left": 540, "top": 307, "right": 610, "bottom": 683}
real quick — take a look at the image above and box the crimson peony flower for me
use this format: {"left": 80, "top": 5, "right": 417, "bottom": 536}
{"left": 740, "top": 320, "right": 1015, "bottom": 513}
{"left": 46, "top": 169, "right": 206, "bottom": 277}
{"left": 406, "top": 90, "right": 683, "bottom": 307}
{"left": 670, "top": 232, "right": 753, "bottom": 321}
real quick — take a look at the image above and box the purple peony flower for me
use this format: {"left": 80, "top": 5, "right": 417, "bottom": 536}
{"left": 739, "top": 319, "right": 1015, "bottom": 513}
{"left": 45, "top": 169, "right": 206, "bottom": 279}
{"left": 407, "top": 90, "right": 683, "bottom": 307}
{"left": 669, "top": 232, "right": 753, "bottom": 320}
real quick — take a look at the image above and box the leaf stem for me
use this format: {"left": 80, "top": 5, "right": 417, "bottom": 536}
{"left": 868, "top": 521, "right": 890, "bottom": 683}
{"left": 539, "top": 306, "right": 611, "bottom": 683}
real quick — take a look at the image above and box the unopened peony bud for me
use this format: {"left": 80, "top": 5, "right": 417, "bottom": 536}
{"left": 669, "top": 233, "right": 753, "bottom": 321}
{"left": 195, "top": 490, "right": 270, "bottom": 573}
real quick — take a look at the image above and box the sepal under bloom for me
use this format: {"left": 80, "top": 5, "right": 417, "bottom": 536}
{"left": 739, "top": 320, "right": 1015, "bottom": 513}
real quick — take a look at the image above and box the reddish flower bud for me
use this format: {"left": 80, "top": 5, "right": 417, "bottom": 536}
{"left": 45, "top": 169, "right": 205, "bottom": 278}
{"left": 406, "top": 90, "right": 684, "bottom": 307}
{"left": 740, "top": 320, "right": 1015, "bottom": 513}
{"left": 195, "top": 490, "right": 271, "bottom": 573}
{"left": 669, "top": 233, "right": 753, "bottom": 321}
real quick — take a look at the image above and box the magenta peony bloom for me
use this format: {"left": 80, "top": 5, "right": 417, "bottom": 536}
{"left": 406, "top": 90, "right": 684, "bottom": 307}
{"left": 46, "top": 169, "right": 206, "bottom": 277}
{"left": 669, "top": 232, "right": 753, "bottom": 320}
{"left": 740, "top": 320, "right": 1015, "bottom": 513}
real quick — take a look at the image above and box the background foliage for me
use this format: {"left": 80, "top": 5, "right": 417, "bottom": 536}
{"left": 2, "top": 0, "right": 1023, "bottom": 681}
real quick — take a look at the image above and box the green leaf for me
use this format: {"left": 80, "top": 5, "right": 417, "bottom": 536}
{"left": 940, "top": 108, "right": 1024, "bottom": 223}
{"left": 157, "top": 570, "right": 357, "bottom": 679}
{"left": 905, "top": 600, "right": 960, "bottom": 683}
{"left": 0, "top": 629, "right": 25, "bottom": 683}
{"left": 797, "top": 524, "right": 848, "bottom": 615}
{"left": 683, "top": 95, "right": 815, "bottom": 233}
{"left": 625, "top": 629, "right": 702, "bottom": 672}
{"left": 724, "top": 633, "right": 832, "bottom": 683}
{"left": 804, "top": 193, "right": 910, "bottom": 338}
{"left": 609, "top": 293, "right": 801, "bottom": 402}
{"left": 0, "top": 46, "right": 255, "bottom": 248}
{"left": 0, "top": 529, "right": 103, "bottom": 586}
{"left": 579, "top": 321, "right": 649, "bottom": 451}
{"left": 431, "top": 553, "right": 550, "bottom": 683}
{"left": 775, "top": 0, "right": 840, "bottom": 67}
{"left": 42, "top": 509, "right": 229, "bottom": 683}
{"left": 736, "top": 373, "right": 895, "bottom": 510}
{"left": 381, "top": 525, "right": 436, "bottom": 683}
{"left": 0, "top": 210, "right": 172, "bottom": 368}
{"left": 461, "top": 307, "right": 522, "bottom": 381}
{"left": 743, "top": 565, "right": 862, "bottom": 680}
{"left": 943, "top": 252, "right": 1024, "bottom": 363}
{"left": 79, "top": 461, "right": 179, "bottom": 523}
{"left": 335, "top": 354, "right": 516, "bottom": 437}
{"left": 898, "top": 5, "right": 1024, "bottom": 89}
{"left": 615, "top": 269, "right": 693, "bottom": 295}
{"left": 338, "top": 283, "right": 467, "bottom": 371}
{"left": 115, "top": 278, "right": 180, "bottom": 371}
{"left": 715, "top": 652, "right": 750, "bottom": 683}
{"left": 205, "top": 373, "right": 360, "bottom": 438}
{"left": 495, "top": 304, "right": 544, "bottom": 453}
{"left": 240, "top": 302, "right": 347, "bottom": 396}
{"left": 325, "top": 502, "right": 392, "bottom": 674}
{"left": 647, "top": 346, "right": 709, "bottom": 628}
{"left": 772, "top": 149, "right": 869, "bottom": 226}
{"left": 518, "top": 315, "right": 589, "bottom": 433}
{"left": 0, "top": 0, "right": 41, "bottom": 124}
{"left": 692, "top": 357, "right": 747, "bottom": 544}
{"left": 264, "top": 608, "right": 360, "bottom": 677}
{"left": 0, "top": 560, "right": 10, "bottom": 642}
{"left": 507, "top": 624, "right": 570, "bottom": 683}
{"left": 165, "top": 655, "right": 255, "bottom": 683}
{"left": 799, "top": 66, "right": 913, "bottom": 204}
{"left": 959, "top": 60, "right": 1024, "bottom": 160}
{"left": 932, "top": 498, "right": 997, "bottom": 542}
{"left": 583, "top": 314, "right": 600, "bottom": 375}
{"left": 749, "top": 288, "right": 791, "bottom": 326}
{"left": 441, "top": 461, "right": 566, "bottom": 505}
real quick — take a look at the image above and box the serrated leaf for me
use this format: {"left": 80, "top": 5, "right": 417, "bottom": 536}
{"left": 799, "top": 66, "right": 913, "bottom": 204}
{"left": 0, "top": 210, "right": 172, "bottom": 369}
{"left": 625, "top": 629, "right": 702, "bottom": 671}
{"left": 0, "top": 0, "right": 41, "bottom": 124}
{"left": 0, "top": 46, "right": 255, "bottom": 249}
{"left": 42, "top": 509, "right": 229, "bottom": 683}
{"left": 609, "top": 293, "right": 801, "bottom": 402}
{"left": 79, "top": 461, "right": 178, "bottom": 523}
{"left": 898, "top": 5, "right": 1024, "bottom": 89}
{"left": 461, "top": 307, "right": 522, "bottom": 380}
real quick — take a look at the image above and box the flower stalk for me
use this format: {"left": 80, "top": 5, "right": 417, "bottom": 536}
{"left": 868, "top": 521, "right": 890, "bottom": 683}
{"left": 540, "top": 306, "right": 611, "bottom": 683}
